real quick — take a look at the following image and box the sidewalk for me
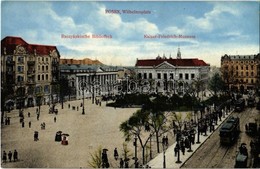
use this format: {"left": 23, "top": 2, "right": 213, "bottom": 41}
{"left": 147, "top": 109, "right": 234, "bottom": 168}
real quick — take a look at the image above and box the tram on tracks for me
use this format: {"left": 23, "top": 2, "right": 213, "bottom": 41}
{"left": 234, "top": 98, "right": 245, "bottom": 112}
{"left": 219, "top": 116, "right": 240, "bottom": 145}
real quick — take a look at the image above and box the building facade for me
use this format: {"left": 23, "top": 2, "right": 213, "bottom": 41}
{"left": 135, "top": 48, "right": 210, "bottom": 95}
{"left": 1, "top": 36, "right": 60, "bottom": 109}
{"left": 221, "top": 53, "right": 260, "bottom": 92}
{"left": 60, "top": 64, "right": 121, "bottom": 100}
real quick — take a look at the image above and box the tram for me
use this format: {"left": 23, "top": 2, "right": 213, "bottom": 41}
{"left": 219, "top": 116, "right": 240, "bottom": 144}
{"left": 247, "top": 96, "right": 255, "bottom": 107}
{"left": 234, "top": 98, "right": 245, "bottom": 112}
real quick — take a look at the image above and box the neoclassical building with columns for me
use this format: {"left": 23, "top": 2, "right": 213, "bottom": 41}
{"left": 135, "top": 48, "right": 210, "bottom": 95}
{"left": 60, "top": 64, "right": 123, "bottom": 100}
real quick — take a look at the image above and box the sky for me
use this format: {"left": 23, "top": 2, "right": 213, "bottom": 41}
{"left": 1, "top": 1, "right": 259, "bottom": 67}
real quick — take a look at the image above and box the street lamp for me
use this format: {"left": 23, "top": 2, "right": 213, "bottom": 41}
{"left": 163, "top": 144, "right": 166, "bottom": 168}
{"left": 196, "top": 118, "right": 201, "bottom": 144}
{"left": 82, "top": 86, "right": 85, "bottom": 115}
{"left": 133, "top": 136, "right": 137, "bottom": 166}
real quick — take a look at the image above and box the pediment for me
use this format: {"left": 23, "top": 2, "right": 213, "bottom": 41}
{"left": 96, "top": 67, "right": 104, "bottom": 72}
{"left": 155, "top": 61, "right": 175, "bottom": 69}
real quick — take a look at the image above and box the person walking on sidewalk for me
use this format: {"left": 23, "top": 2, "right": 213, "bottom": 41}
{"left": 2, "top": 151, "right": 7, "bottom": 163}
{"left": 8, "top": 151, "right": 12, "bottom": 162}
{"left": 13, "top": 150, "right": 18, "bottom": 162}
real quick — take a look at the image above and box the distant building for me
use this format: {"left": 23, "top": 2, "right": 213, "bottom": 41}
{"left": 60, "top": 64, "right": 121, "bottom": 100}
{"left": 221, "top": 53, "right": 260, "bottom": 92}
{"left": 60, "top": 58, "right": 103, "bottom": 65}
{"left": 135, "top": 48, "right": 210, "bottom": 95}
{"left": 1, "top": 36, "right": 60, "bottom": 108}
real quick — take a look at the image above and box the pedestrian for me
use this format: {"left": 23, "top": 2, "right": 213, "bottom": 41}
{"left": 162, "top": 136, "right": 166, "bottom": 146}
{"left": 28, "top": 112, "right": 30, "bottom": 117}
{"left": 119, "top": 158, "right": 124, "bottom": 168}
{"left": 37, "top": 114, "right": 39, "bottom": 121}
{"left": 181, "top": 144, "right": 185, "bottom": 155}
{"left": 8, "top": 151, "right": 12, "bottom": 162}
{"left": 68, "top": 104, "right": 70, "bottom": 109}
{"left": 29, "top": 121, "right": 31, "bottom": 128}
{"left": 54, "top": 117, "right": 56, "bottom": 123}
{"left": 114, "top": 148, "right": 119, "bottom": 160}
{"left": 125, "top": 160, "right": 129, "bottom": 168}
{"left": 174, "top": 144, "right": 179, "bottom": 156}
{"left": 165, "top": 136, "right": 168, "bottom": 147}
{"left": 13, "top": 150, "right": 18, "bottom": 162}
{"left": 2, "top": 151, "right": 7, "bottom": 163}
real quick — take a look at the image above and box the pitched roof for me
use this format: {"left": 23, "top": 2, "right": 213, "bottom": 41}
{"left": 135, "top": 58, "right": 209, "bottom": 67}
{"left": 1, "top": 36, "right": 59, "bottom": 56}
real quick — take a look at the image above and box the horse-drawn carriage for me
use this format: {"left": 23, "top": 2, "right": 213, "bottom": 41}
{"left": 49, "top": 105, "right": 58, "bottom": 114}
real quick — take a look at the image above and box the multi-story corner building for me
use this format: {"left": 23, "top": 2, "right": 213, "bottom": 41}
{"left": 1, "top": 36, "right": 60, "bottom": 109}
{"left": 135, "top": 48, "right": 210, "bottom": 95}
{"left": 221, "top": 53, "right": 260, "bottom": 92}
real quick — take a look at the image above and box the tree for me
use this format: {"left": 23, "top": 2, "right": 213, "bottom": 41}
{"left": 208, "top": 73, "right": 225, "bottom": 96}
{"left": 120, "top": 109, "right": 153, "bottom": 165}
{"left": 88, "top": 146, "right": 103, "bottom": 168}
{"left": 147, "top": 111, "right": 174, "bottom": 153}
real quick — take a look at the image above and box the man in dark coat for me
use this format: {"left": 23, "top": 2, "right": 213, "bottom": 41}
{"left": 8, "top": 151, "right": 12, "bottom": 162}
{"left": 2, "top": 151, "right": 7, "bottom": 163}
{"left": 13, "top": 150, "right": 18, "bottom": 162}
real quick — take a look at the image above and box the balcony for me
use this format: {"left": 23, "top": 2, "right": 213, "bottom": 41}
{"left": 27, "top": 70, "right": 35, "bottom": 75}
{"left": 6, "top": 60, "right": 15, "bottom": 65}
{"left": 27, "top": 80, "right": 36, "bottom": 84}
{"left": 27, "top": 60, "right": 35, "bottom": 65}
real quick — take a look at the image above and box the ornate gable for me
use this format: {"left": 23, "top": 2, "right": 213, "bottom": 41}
{"left": 155, "top": 61, "right": 175, "bottom": 69}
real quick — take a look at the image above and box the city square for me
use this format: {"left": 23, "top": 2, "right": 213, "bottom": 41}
{"left": 1, "top": 99, "right": 139, "bottom": 168}
{"left": 1, "top": 1, "right": 260, "bottom": 168}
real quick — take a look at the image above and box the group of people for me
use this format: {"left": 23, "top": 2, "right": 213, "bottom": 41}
{"left": 162, "top": 136, "right": 169, "bottom": 147}
{"left": 2, "top": 150, "right": 18, "bottom": 163}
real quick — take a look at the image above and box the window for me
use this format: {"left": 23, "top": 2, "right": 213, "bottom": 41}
{"left": 191, "top": 74, "right": 195, "bottom": 79}
{"left": 241, "top": 66, "right": 243, "bottom": 70}
{"left": 251, "top": 65, "right": 254, "bottom": 70}
{"left": 38, "top": 75, "right": 40, "bottom": 81}
{"left": 38, "top": 65, "right": 40, "bottom": 71}
{"left": 38, "top": 58, "right": 40, "bottom": 62}
{"left": 179, "top": 73, "right": 183, "bottom": 80}
{"left": 149, "top": 73, "right": 152, "bottom": 79}
{"left": 17, "top": 66, "right": 24, "bottom": 73}
{"left": 251, "top": 79, "right": 254, "bottom": 84}
{"left": 246, "top": 72, "right": 248, "bottom": 76}
{"left": 46, "top": 66, "right": 48, "bottom": 71}
{"left": 170, "top": 73, "right": 173, "bottom": 79}
{"left": 42, "top": 57, "right": 44, "bottom": 62}
{"left": 46, "top": 58, "right": 48, "bottom": 62}
{"left": 144, "top": 73, "right": 147, "bottom": 79}
{"left": 185, "top": 73, "right": 189, "bottom": 80}
{"left": 44, "top": 85, "right": 49, "bottom": 93}
{"left": 241, "top": 72, "right": 243, "bottom": 76}
{"left": 18, "top": 56, "right": 24, "bottom": 63}
{"left": 17, "top": 75, "right": 24, "bottom": 82}
{"left": 246, "top": 66, "right": 248, "bottom": 70}
{"left": 157, "top": 73, "right": 161, "bottom": 79}
{"left": 46, "top": 74, "right": 48, "bottom": 80}
{"left": 251, "top": 72, "right": 254, "bottom": 76}
{"left": 163, "top": 73, "right": 167, "bottom": 79}
{"left": 42, "top": 66, "right": 44, "bottom": 71}
{"left": 42, "top": 75, "right": 44, "bottom": 81}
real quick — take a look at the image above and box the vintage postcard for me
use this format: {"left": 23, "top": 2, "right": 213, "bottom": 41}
{"left": 1, "top": 1, "right": 260, "bottom": 168}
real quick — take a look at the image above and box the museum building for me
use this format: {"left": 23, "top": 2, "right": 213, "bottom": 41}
{"left": 135, "top": 48, "right": 210, "bottom": 95}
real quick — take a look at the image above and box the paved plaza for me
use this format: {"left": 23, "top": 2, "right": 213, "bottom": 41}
{"left": 1, "top": 99, "right": 139, "bottom": 168}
